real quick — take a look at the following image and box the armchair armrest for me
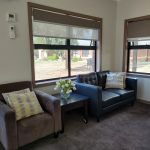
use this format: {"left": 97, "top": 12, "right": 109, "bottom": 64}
{"left": 74, "top": 82, "right": 102, "bottom": 118}
{"left": 0, "top": 101, "right": 18, "bottom": 150}
{"left": 35, "top": 90, "right": 61, "bottom": 132}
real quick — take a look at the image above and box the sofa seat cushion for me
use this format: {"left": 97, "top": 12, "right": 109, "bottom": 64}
{"left": 17, "top": 112, "right": 54, "bottom": 147}
{"left": 102, "top": 91, "right": 120, "bottom": 108}
{"left": 105, "top": 88, "right": 134, "bottom": 99}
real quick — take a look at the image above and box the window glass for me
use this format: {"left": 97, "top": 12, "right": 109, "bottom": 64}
{"left": 129, "top": 49, "right": 150, "bottom": 73}
{"left": 34, "top": 50, "right": 68, "bottom": 81}
{"left": 71, "top": 50, "right": 95, "bottom": 76}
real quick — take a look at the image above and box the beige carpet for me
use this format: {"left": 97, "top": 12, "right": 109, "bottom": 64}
{"left": 1, "top": 102, "right": 150, "bottom": 150}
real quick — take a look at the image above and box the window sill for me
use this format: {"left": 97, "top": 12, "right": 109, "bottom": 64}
{"left": 35, "top": 77, "right": 76, "bottom": 88}
{"left": 127, "top": 72, "right": 150, "bottom": 79}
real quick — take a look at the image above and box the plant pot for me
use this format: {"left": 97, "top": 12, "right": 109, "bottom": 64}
{"left": 60, "top": 91, "right": 71, "bottom": 100}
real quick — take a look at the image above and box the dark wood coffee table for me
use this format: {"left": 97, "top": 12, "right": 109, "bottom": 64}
{"left": 54, "top": 93, "right": 89, "bottom": 132}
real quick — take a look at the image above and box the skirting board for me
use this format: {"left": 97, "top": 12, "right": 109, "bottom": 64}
{"left": 137, "top": 99, "right": 150, "bottom": 105}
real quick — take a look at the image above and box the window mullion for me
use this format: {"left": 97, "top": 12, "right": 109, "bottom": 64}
{"left": 67, "top": 39, "right": 71, "bottom": 77}
{"left": 95, "top": 41, "right": 97, "bottom": 72}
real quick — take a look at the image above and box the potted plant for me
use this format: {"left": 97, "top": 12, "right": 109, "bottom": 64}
{"left": 54, "top": 79, "right": 76, "bottom": 100}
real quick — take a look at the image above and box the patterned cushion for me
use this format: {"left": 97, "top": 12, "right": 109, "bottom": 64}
{"left": 2, "top": 88, "right": 30, "bottom": 103}
{"left": 4, "top": 91, "right": 44, "bottom": 120}
{"left": 78, "top": 72, "right": 98, "bottom": 86}
{"left": 105, "top": 72, "right": 126, "bottom": 89}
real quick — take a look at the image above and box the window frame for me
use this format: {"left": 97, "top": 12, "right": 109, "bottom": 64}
{"left": 34, "top": 38, "right": 97, "bottom": 82}
{"left": 123, "top": 16, "right": 150, "bottom": 78}
{"left": 28, "top": 2, "right": 102, "bottom": 87}
{"left": 127, "top": 42, "right": 150, "bottom": 74}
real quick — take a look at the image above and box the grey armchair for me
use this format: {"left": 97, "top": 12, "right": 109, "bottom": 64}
{"left": 0, "top": 81, "right": 61, "bottom": 150}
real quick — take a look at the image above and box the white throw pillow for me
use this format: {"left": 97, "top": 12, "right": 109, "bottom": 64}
{"left": 105, "top": 72, "right": 126, "bottom": 89}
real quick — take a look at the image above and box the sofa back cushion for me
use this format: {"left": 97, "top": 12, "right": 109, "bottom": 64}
{"left": 77, "top": 72, "right": 98, "bottom": 86}
{"left": 97, "top": 71, "right": 109, "bottom": 89}
{"left": 0, "top": 81, "right": 33, "bottom": 102}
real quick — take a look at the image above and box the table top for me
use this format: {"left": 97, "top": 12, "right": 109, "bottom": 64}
{"left": 53, "top": 93, "right": 89, "bottom": 106}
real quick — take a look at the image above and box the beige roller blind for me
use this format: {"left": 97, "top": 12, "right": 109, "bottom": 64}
{"left": 33, "top": 8, "right": 101, "bottom": 29}
{"left": 33, "top": 21, "right": 99, "bottom": 40}
{"left": 128, "top": 19, "right": 150, "bottom": 38}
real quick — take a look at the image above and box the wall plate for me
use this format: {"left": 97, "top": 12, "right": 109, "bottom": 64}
{"left": 6, "top": 13, "right": 16, "bottom": 22}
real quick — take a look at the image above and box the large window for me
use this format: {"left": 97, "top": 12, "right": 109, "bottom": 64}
{"left": 33, "top": 37, "right": 96, "bottom": 81}
{"left": 124, "top": 16, "right": 150, "bottom": 76}
{"left": 28, "top": 3, "right": 102, "bottom": 84}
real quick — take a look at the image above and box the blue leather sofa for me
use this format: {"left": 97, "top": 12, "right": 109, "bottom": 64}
{"left": 75, "top": 71, "right": 137, "bottom": 122}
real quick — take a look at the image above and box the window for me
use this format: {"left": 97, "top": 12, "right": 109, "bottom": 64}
{"left": 28, "top": 3, "right": 102, "bottom": 85}
{"left": 33, "top": 37, "right": 96, "bottom": 81}
{"left": 128, "top": 40, "right": 150, "bottom": 74}
{"left": 124, "top": 16, "right": 150, "bottom": 76}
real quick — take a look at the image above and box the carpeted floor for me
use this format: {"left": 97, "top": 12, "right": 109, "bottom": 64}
{"left": 1, "top": 102, "right": 150, "bottom": 150}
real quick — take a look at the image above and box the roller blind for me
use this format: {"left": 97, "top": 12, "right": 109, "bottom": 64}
{"left": 128, "top": 19, "right": 150, "bottom": 39}
{"left": 33, "top": 21, "right": 99, "bottom": 40}
{"left": 32, "top": 8, "right": 100, "bottom": 40}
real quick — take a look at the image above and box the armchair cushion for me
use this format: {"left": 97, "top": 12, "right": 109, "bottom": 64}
{"left": 2, "top": 88, "right": 30, "bottom": 103}
{"left": 5, "top": 91, "right": 43, "bottom": 120}
{"left": 17, "top": 112, "right": 54, "bottom": 147}
{"left": 0, "top": 81, "right": 33, "bottom": 102}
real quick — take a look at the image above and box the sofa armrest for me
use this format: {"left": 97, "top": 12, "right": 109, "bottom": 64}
{"left": 74, "top": 82, "right": 102, "bottom": 118}
{"left": 126, "top": 77, "right": 137, "bottom": 99}
{"left": 0, "top": 101, "right": 18, "bottom": 150}
{"left": 35, "top": 90, "right": 61, "bottom": 132}
{"left": 126, "top": 78, "right": 137, "bottom": 92}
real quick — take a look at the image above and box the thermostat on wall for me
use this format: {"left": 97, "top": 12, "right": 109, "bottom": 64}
{"left": 6, "top": 13, "right": 16, "bottom": 22}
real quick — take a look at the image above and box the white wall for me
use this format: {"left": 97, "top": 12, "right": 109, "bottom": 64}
{"left": 0, "top": 0, "right": 116, "bottom": 93}
{"left": 115, "top": 0, "right": 150, "bottom": 101}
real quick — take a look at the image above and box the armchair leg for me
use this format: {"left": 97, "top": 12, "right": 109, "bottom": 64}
{"left": 54, "top": 132, "right": 59, "bottom": 138}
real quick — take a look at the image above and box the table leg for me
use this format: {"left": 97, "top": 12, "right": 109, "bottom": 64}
{"left": 83, "top": 101, "right": 88, "bottom": 124}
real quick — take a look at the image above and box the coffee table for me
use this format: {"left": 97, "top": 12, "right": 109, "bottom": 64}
{"left": 54, "top": 93, "right": 89, "bottom": 132}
